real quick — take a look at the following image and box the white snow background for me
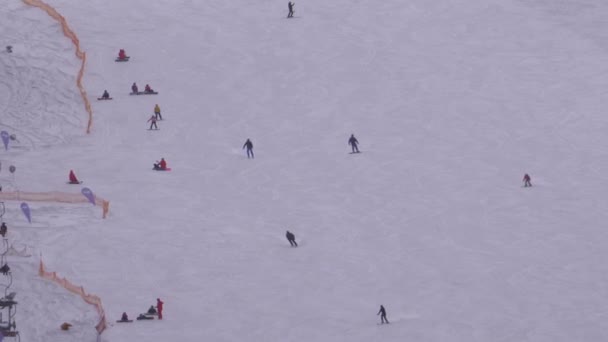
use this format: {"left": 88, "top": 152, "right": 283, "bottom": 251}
{"left": 2, "top": 0, "right": 608, "bottom": 341}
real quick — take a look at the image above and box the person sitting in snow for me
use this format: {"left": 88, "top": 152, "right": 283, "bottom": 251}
{"left": 147, "top": 305, "right": 157, "bottom": 315}
{"left": 153, "top": 158, "right": 167, "bottom": 170}
{"left": 120, "top": 312, "right": 129, "bottom": 321}
{"left": 101, "top": 90, "right": 110, "bottom": 99}
{"left": 118, "top": 49, "right": 127, "bottom": 60}
{"left": 144, "top": 84, "right": 154, "bottom": 93}
{"left": 68, "top": 170, "right": 80, "bottom": 184}
{"left": 131, "top": 82, "right": 138, "bottom": 94}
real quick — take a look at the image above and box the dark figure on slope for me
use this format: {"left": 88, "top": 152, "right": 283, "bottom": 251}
{"left": 0, "top": 222, "right": 7, "bottom": 237}
{"left": 287, "top": 2, "right": 295, "bottom": 18}
{"left": 523, "top": 173, "right": 532, "bottom": 187}
{"left": 131, "top": 82, "right": 138, "bottom": 94}
{"left": 145, "top": 84, "right": 154, "bottom": 93}
{"left": 101, "top": 90, "right": 110, "bottom": 99}
{"left": 147, "top": 305, "right": 157, "bottom": 315}
{"left": 348, "top": 134, "right": 360, "bottom": 153}
{"left": 243, "top": 139, "right": 254, "bottom": 159}
{"left": 120, "top": 312, "right": 129, "bottom": 322}
{"left": 286, "top": 230, "right": 298, "bottom": 247}
{"left": 378, "top": 305, "right": 389, "bottom": 324}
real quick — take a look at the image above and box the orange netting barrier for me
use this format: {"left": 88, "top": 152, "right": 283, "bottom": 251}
{"left": 39, "top": 259, "right": 107, "bottom": 334}
{"left": 0, "top": 191, "right": 110, "bottom": 219}
{"left": 22, "top": 0, "right": 93, "bottom": 134}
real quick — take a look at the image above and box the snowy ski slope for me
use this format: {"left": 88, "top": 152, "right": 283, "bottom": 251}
{"left": 2, "top": 0, "right": 608, "bottom": 341}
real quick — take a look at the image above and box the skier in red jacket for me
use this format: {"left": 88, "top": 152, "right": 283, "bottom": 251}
{"left": 69, "top": 170, "right": 80, "bottom": 184}
{"left": 156, "top": 298, "right": 164, "bottom": 320}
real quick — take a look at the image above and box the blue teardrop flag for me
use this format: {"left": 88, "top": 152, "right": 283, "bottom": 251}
{"left": 81, "top": 187, "right": 95, "bottom": 205}
{"left": 1, "top": 131, "right": 9, "bottom": 151}
{"left": 20, "top": 202, "right": 31, "bottom": 223}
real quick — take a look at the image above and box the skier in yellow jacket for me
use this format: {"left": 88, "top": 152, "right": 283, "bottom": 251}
{"left": 154, "top": 104, "right": 162, "bottom": 120}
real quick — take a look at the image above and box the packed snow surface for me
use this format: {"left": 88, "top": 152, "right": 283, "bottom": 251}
{"left": 2, "top": 0, "right": 608, "bottom": 341}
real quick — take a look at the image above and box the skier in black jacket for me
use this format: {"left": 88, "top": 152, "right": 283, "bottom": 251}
{"left": 348, "top": 134, "right": 360, "bottom": 153}
{"left": 378, "top": 305, "right": 389, "bottom": 324}
{"left": 243, "top": 139, "right": 254, "bottom": 159}
{"left": 287, "top": 2, "right": 295, "bottom": 18}
{"left": 286, "top": 230, "right": 297, "bottom": 247}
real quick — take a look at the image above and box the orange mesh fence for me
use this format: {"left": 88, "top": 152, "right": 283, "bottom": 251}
{"left": 0, "top": 191, "right": 110, "bottom": 218}
{"left": 22, "top": 0, "right": 93, "bottom": 134}
{"left": 39, "top": 259, "right": 107, "bottom": 334}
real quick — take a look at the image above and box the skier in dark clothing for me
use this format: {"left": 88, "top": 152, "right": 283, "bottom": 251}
{"left": 286, "top": 230, "right": 297, "bottom": 247}
{"left": 523, "top": 173, "right": 532, "bottom": 187}
{"left": 120, "top": 312, "right": 129, "bottom": 321}
{"left": 378, "top": 305, "right": 389, "bottom": 324}
{"left": 131, "top": 82, "right": 138, "bottom": 94}
{"left": 287, "top": 2, "right": 295, "bottom": 18}
{"left": 243, "top": 139, "right": 254, "bottom": 159}
{"left": 348, "top": 134, "right": 360, "bottom": 153}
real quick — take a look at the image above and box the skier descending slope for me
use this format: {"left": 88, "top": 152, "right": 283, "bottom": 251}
{"left": 377, "top": 305, "right": 389, "bottom": 324}
{"left": 523, "top": 173, "right": 532, "bottom": 187}
{"left": 348, "top": 134, "right": 360, "bottom": 153}
{"left": 243, "top": 139, "right": 254, "bottom": 159}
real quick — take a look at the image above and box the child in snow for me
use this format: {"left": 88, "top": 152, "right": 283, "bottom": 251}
{"left": 144, "top": 84, "right": 154, "bottom": 93}
{"left": 148, "top": 115, "right": 158, "bottom": 130}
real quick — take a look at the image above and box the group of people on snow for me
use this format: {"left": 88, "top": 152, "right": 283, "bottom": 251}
{"left": 119, "top": 298, "right": 164, "bottom": 322}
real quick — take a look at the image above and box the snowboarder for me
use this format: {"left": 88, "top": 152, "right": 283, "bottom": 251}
{"left": 286, "top": 230, "right": 297, "bottom": 247}
{"left": 377, "top": 305, "right": 389, "bottom": 324}
{"left": 68, "top": 170, "right": 80, "bottom": 184}
{"left": 154, "top": 104, "right": 162, "bottom": 120}
{"left": 156, "top": 298, "right": 164, "bottom": 320}
{"left": 148, "top": 115, "right": 158, "bottom": 130}
{"left": 144, "top": 84, "right": 154, "bottom": 93}
{"left": 131, "top": 82, "right": 138, "bottom": 94}
{"left": 0, "top": 222, "right": 7, "bottom": 237}
{"left": 243, "top": 139, "right": 254, "bottom": 159}
{"left": 154, "top": 158, "right": 167, "bottom": 171}
{"left": 287, "top": 2, "right": 295, "bottom": 18}
{"left": 147, "top": 305, "right": 157, "bottom": 315}
{"left": 523, "top": 173, "right": 532, "bottom": 187}
{"left": 120, "top": 312, "right": 129, "bottom": 322}
{"left": 348, "top": 134, "right": 360, "bottom": 153}
{"left": 118, "top": 49, "right": 127, "bottom": 60}
{"left": 101, "top": 90, "right": 110, "bottom": 99}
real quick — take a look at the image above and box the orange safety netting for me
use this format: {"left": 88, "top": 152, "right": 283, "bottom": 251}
{"left": 39, "top": 259, "right": 107, "bottom": 334}
{"left": 0, "top": 191, "right": 109, "bottom": 218}
{"left": 22, "top": 0, "right": 93, "bottom": 134}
